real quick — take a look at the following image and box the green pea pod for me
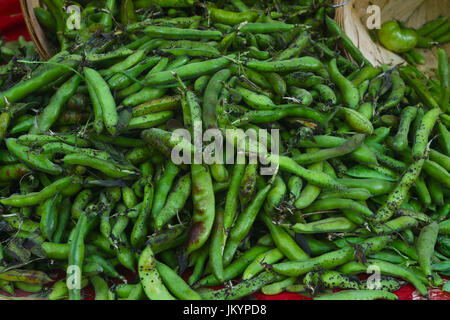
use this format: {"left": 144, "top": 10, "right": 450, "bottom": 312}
{"left": 155, "top": 261, "right": 201, "bottom": 300}
{"left": 84, "top": 67, "right": 118, "bottom": 135}
{"left": 131, "top": 179, "right": 153, "bottom": 248}
{"left": 325, "top": 16, "right": 371, "bottom": 67}
{"left": 316, "top": 290, "right": 398, "bottom": 300}
{"left": 30, "top": 75, "right": 81, "bottom": 134}
{"left": 62, "top": 154, "right": 137, "bottom": 179}
{"left": 143, "top": 55, "right": 233, "bottom": 87}
{"left": 224, "top": 164, "right": 245, "bottom": 230}
{"left": 329, "top": 59, "right": 359, "bottom": 109}
{"left": 375, "top": 158, "right": 424, "bottom": 222}
{"left": 242, "top": 248, "right": 284, "bottom": 280}
{"left": 0, "top": 54, "right": 81, "bottom": 107}
{"left": 200, "top": 271, "right": 281, "bottom": 300}
{"left": 288, "top": 217, "right": 357, "bottom": 234}
{"left": 437, "top": 48, "right": 449, "bottom": 112}
{"left": 339, "top": 107, "right": 374, "bottom": 134}
{"left": 0, "top": 175, "right": 73, "bottom": 207}
{"left": 39, "top": 194, "right": 63, "bottom": 241}
{"left": 223, "top": 179, "right": 273, "bottom": 266}
{"left": 417, "top": 222, "right": 439, "bottom": 277}
{"left": 154, "top": 173, "right": 191, "bottom": 230}
{"left": 412, "top": 108, "right": 441, "bottom": 160}
{"left": 294, "top": 157, "right": 322, "bottom": 209}
{"left": 138, "top": 245, "right": 175, "bottom": 300}
{"left": 379, "top": 70, "right": 406, "bottom": 112}
{"left": 5, "top": 138, "right": 62, "bottom": 175}
{"left": 207, "top": 207, "right": 226, "bottom": 282}
{"left": 67, "top": 213, "right": 88, "bottom": 300}
{"left": 392, "top": 106, "right": 417, "bottom": 152}
{"left": 260, "top": 212, "right": 309, "bottom": 262}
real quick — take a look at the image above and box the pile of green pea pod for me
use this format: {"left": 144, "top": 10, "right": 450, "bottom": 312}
{"left": 0, "top": 0, "right": 449, "bottom": 301}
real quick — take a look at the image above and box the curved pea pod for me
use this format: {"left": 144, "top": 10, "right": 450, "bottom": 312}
{"left": 268, "top": 155, "right": 345, "bottom": 190}
{"left": 17, "top": 134, "right": 91, "bottom": 148}
{"left": 134, "top": 0, "right": 193, "bottom": 7}
{"left": 261, "top": 213, "right": 310, "bottom": 262}
{"left": 293, "top": 134, "right": 365, "bottom": 166}
{"left": 412, "top": 108, "right": 442, "bottom": 160}
{"left": 296, "top": 136, "right": 378, "bottom": 165}
{"left": 439, "top": 219, "right": 450, "bottom": 235}
{"left": 305, "top": 270, "right": 360, "bottom": 290}
{"left": 154, "top": 174, "right": 191, "bottom": 230}
{"left": 208, "top": 6, "right": 257, "bottom": 25}
{"left": 245, "top": 57, "right": 323, "bottom": 73}
{"left": 155, "top": 261, "right": 201, "bottom": 300}
{"left": 200, "top": 271, "right": 281, "bottom": 300}
{"left": 304, "top": 199, "right": 374, "bottom": 219}
{"left": 62, "top": 154, "right": 138, "bottom": 179}
{"left": 339, "top": 259, "right": 427, "bottom": 296}
{"left": 315, "top": 290, "right": 398, "bottom": 300}
{"left": 238, "top": 22, "right": 295, "bottom": 34}
{"left": 0, "top": 267, "right": 52, "bottom": 284}
{"left": 145, "top": 25, "right": 222, "bottom": 41}
{"left": 0, "top": 54, "right": 81, "bottom": 107}
{"left": 195, "top": 245, "right": 271, "bottom": 288}
{"left": 359, "top": 276, "right": 403, "bottom": 292}
{"left": 422, "top": 160, "right": 450, "bottom": 189}
{"left": 375, "top": 158, "right": 424, "bottom": 223}
{"left": 71, "top": 189, "right": 93, "bottom": 219}
{"left": 242, "top": 248, "right": 284, "bottom": 280}
{"left": 132, "top": 95, "right": 181, "bottom": 117}
{"left": 236, "top": 86, "right": 276, "bottom": 110}
{"left": 391, "top": 106, "right": 418, "bottom": 152}
{"left": 39, "top": 194, "right": 63, "bottom": 241}
{"left": 287, "top": 217, "right": 357, "bottom": 234}
{"left": 143, "top": 55, "right": 234, "bottom": 87}
{"left": 126, "top": 111, "right": 173, "bottom": 130}
{"left": 325, "top": 16, "right": 372, "bottom": 67}
{"left": 284, "top": 72, "right": 324, "bottom": 88}
{"left": 288, "top": 87, "right": 313, "bottom": 107}
{"left": 312, "top": 84, "right": 337, "bottom": 105}
{"left": 223, "top": 181, "right": 273, "bottom": 265}
{"left": 272, "top": 236, "right": 392, "bottom": 277}
{"left": 40, "top": 142, "right": 111, "bottom": 161}
{"left": 417, "top": 222, "right": 439, "bottom": 277}
{"left": 138, "top": 245, "right": 175, "bottom": 300}
{"left": 5, "top": 138, "right": 62, "bottom": 175}
{"left": 357, "top": 102, "right": 374, "bottom": 120}
{"left": 30, "top": 75, "right": 81, "bottom": 134}
{"left": 328, "top": 59, "right": 359, "bottom": 109}
{"left": 0, "top": 175, "right": 73, "bottom": 207}
{"left": 84, "top": 67, "right": 118, "bottom": 136}
{"left": 319, "top": 188, "right": 372, "bottom": 201}
{"left": 186, "top": 164, "right": 215, "bottom": 255}
{"left": 346, "top": 165, "right": 397, "bottom": 182}
{"left": 339, "top": 107, "right": 374, "bottom": 134}
{"left": 373, "top": 216, "right": 419, "bottom": 235}
{"left": 378, "top": 70, "right": 405, "bottom": 112}
{"left": 261, "top": 277, "right": 297, "bottom": 295}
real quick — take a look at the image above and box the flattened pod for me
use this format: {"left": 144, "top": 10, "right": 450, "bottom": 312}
{"left": 339, "top": 107, "right": 374, "bottom": 135}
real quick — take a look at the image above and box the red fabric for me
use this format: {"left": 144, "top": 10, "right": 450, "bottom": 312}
{"left": 0, "top": 0, "right": 449, "bottom": 301}
{"left": 0, "top": 0, "right": 30, "bottom": 42}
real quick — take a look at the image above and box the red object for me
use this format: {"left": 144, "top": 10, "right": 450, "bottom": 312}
{"left": 0, "top": 0, "right": 31, "bottom": 42}
{"left": 0, "top": 0, "right": 449, "bottom": 301}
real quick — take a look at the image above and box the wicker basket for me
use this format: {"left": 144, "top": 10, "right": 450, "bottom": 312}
{"left": 20, "top": 0, "right": 55, "bottom": 60}
{"left": 334, "top": 0, "right": 450, "bottom": 74}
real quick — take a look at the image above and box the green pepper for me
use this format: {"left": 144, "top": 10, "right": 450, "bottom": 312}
{"left": 378, "top": 21, "right": 418, "bottom": 53}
